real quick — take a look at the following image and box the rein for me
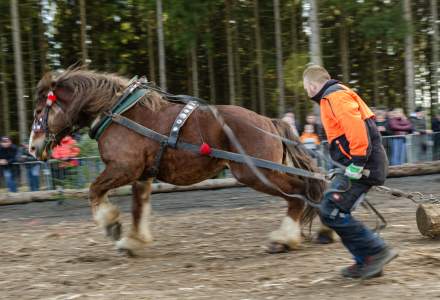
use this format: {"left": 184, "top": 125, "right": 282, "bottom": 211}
{"left": 87, "top": 78, "right": 438, "bottom": 231}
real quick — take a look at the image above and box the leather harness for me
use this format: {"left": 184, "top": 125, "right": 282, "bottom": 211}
{"left": 89, "top": 78, "right": 327, "bottom": 181}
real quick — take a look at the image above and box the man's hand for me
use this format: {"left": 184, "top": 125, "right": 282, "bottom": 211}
{"left": 345, "top": 163, "right": 364, "bottom": 180}
{"left": 0, "top": 159, "right": 8, "bottom": 165}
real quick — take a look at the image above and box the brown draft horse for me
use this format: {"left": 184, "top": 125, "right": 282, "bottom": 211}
{"left": 29, "top": 69, "right": 330, "bottom": 256}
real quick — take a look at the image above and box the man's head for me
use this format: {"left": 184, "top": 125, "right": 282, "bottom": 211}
{"left": 415, "top": 107, "right": 425, "bottom": 118}
{"left": 1, "top": 136, "right": 12, "bottom": 148}
{"left": 304, "top": 124, "right": 315, "bottom": 134}
{"left": 306, "top": 114, "right": 317, "bottom": 125}
{"left": 303, "top": 65, "right": 331, "bottom": 98}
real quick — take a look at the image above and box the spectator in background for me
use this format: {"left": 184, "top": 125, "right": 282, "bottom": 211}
{"left": 282, "top": 112, "right": 299, "bottom": 136}
{"left": 305, "top": 113, "right": 326, "bottom": 142}
{"left": 0, "top": 136, "right": 18, "bottom": 192}
{"left": 387, "top": 108, "right": 413, "bottom": 165}
{"left": 375, "top": 110, "right": 389, "bottom": 136}
{"left": 375, "top": 109, "right": 391, "bottom": 158}
{"left": 409, "top": 107, "right": 431, "bottom": 162}
{"left": 432, "top": 112, "right": 440, "bottom": 161}
{"left": 300, "top": 124, "right": 320, "bottom": 151}
{"left": 19, "top": 143, "right": 40, "bottom": 192}
{"left": 51, "top": 135, "right": 80, "bottom": 188}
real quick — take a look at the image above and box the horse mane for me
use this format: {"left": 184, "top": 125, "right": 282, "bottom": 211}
{"left": 46, "top": 68, "right": 167, "bottom": 122}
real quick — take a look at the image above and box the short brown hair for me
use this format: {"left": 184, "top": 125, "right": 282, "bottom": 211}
{"left": 303, "top": 65, "right": 331, "bottom": 84}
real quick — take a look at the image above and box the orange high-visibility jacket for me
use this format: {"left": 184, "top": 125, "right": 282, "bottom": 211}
{"left": 311, "top": 80, "right": 388, "bottom": 185}
{"left": 320, "top": 84, "right": 374, "bottom": 164}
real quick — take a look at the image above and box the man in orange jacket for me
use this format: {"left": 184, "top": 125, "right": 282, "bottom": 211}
{"left": 303, "top": 65, "right": 398, "bottom": 279}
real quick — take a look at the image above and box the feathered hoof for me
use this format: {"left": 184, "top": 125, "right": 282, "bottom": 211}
{"left": 266, "top": 242, "right": 290, "bottom": 254}
{"left": 315, "top": 231, "right": 336, "bottom": 244}
{"left": 117, "top": 247, "right": 136, "bottom": 258}
{"left": 105, "top": 222, "right": 122, "bottom": 241}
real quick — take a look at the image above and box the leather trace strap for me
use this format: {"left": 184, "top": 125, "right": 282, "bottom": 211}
{"left": 168, "top": 101, "right": 199, "bottom": 148}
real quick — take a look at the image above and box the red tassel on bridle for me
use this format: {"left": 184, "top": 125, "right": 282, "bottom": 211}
{"left": 46, "top": 91, "right": 57, "bottom": 106}
{"left": 199, "top": 142, "right": 212, "bottom": 156}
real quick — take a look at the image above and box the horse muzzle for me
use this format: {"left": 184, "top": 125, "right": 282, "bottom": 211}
{"left": 29, "top": 131, "right": 52, "bottom": 161}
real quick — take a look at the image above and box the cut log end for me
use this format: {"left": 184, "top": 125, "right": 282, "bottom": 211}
{"left": 416, "top": 203, "right": 440, "bottom": 239}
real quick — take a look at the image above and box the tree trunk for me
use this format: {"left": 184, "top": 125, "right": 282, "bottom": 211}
{"left": 207, "top": 40, "right": 216, "bottom": 103}
{"left": 290, "top": 0, "right": 298, "bottom": 54}
{"left": 308, "top": 0, "right": 322, "bottom": 65}
{"left": 253, "top": 0, "right": 265, "bottom": 115}
{"left": 79, "top": 0, "right": 88, "bottom": 64}
{"left": 37, "top": 1, "right": 47, "bottom": 75}
{"left": 156, "top": 0, "right": 167, "bottom": 90}
{"left": 233, "top": 19, "right": 242, "bottom": 106}
{"left": 225, "top": 0, "right": 235, "bottom": 105}
{"left": 274, "top": 0, "right": 285, "bottom": 117}
{"left": 430, "top": 0, "right": 439, "bottom": 106}
{"left": 372, "top": 47, "right": 379, "bottom": 107}
{"left": 339, "top": 24, "right": 350, "bottom": 82}
{"left": 250, "top": 66, "right": 257, "bottom": 111}
{"left": 28, "top": 26, "right": 36, "bottom": 98}
{"left": 147, "top": 11, "right": 156, "bottom": 82}
{"left": 403, "top": 0, "right": 415, "bottom": 113}
{"left": 191, "top": 40, "right": 199, "bottom": 97}
{"left": 0, "top": 36, "right": 9, "bottom": 136}
{"left": 11, "top": 0, "right": 27, "bottom": 143}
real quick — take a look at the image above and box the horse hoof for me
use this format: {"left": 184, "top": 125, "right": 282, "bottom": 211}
{"left": 266, "top": 242, "right": 290, "bottom": 254}
{"left": 315, "top": 233, "right": 335, "bottom": 244}
{"left": 117, "top": 248, "right": 136, "bottom": 257}
{"left": 106, "top": 222, "right": 122, "bottom": 241}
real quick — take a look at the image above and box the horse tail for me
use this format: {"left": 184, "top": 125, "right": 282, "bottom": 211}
{"left": 271, "top": 119, "right": 326, "bottom": 226}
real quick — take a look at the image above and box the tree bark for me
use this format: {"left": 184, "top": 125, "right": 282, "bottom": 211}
{"left": 225, "top": 0, "right": 235, "bottom": 105}
{"left": 10, "top": 0, "right": 28, "bottom": 143}
{"left": 147, "top": 10, "right": 156, "bottom": 82}
{"left": 339, "top": 24, "right": 350, "bottom": 82}
{"left": 156, "top": 0, "right": 167, "bottom": 90}
{"left": 79, "top": 0, "right": 88, "bottom": 64}
{"left": 274, "top": 0, "right": 285, "bottom": 117}
{"left": 290, "top": 0, "right": 298, "bottom": 54}
{"left": 233, "top": 19, "right": 242, "bottom": 106}
{"left": 253, "top": 0, "right": 265, "bottom": 115}
{"left": 308, "top": 0, "right": 322, "bottom": 65}
{"left": 0, "top": 36, "right": 9, "bottom": 136}
{"left": 207, "top": 39, "right": 216, "bottom": 103}
{"left": 372, "top": 47, "right": 379, "bottom": 107}
{"left": 403, "top": 0, "right": 415, "bottom": 113}
{"left": 430, "top": 0, "right": 439, "bottom": 106}
{"left": 191, "top": 40, "right": 199, "bottom": 97}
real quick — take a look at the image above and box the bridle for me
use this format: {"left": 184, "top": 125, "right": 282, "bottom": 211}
{"left": 31, "top": 91, "right": 76, "bottom": 154}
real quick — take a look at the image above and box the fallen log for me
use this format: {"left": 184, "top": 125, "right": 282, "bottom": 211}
{"left": 388, "top": 161, "right": 440, "bottom": 178}
{"left": 416, "top": 203, "right": 440, "bottom": 239}
{"left": 0, "top": 178, "right": 243, "bottom": 206}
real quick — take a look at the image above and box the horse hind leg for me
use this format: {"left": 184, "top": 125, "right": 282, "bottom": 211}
{"left": 229, "top": 164, "right": 305, "bottom": 253}
{"left": 116, "top": 179, "right": 154, "bottom": 256}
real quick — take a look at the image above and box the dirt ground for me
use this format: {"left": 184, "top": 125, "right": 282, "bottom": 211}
{"left": 1, "top": 174, "right": 440, "bottom": 300}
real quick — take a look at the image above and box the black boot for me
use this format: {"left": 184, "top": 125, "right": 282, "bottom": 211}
{"left": 358, "top": 247, "right": 398, "bottom": 279}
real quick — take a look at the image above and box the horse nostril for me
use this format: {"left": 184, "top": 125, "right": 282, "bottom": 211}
{"left": 30, "top": 146, "right": 36, "bottom": 152}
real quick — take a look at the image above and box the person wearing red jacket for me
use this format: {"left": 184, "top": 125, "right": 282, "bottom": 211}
{"left": 303, "top": 65, "right": 397, "bottom": 279}
{"left": 387, "top": 109, "right": 413, "bottom": 165}
{"left": 51, "top": 135, "right": 80, "bottom": 188}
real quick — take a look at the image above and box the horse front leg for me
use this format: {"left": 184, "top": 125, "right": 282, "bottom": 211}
{"left": 89, "top": 165, "right": 136, "bottom": 242}
{"left": 116, "top": 179, "right": 154, "bottom": 256}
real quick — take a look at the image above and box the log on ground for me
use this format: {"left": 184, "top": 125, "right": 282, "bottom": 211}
{"left": 416, "top": 203, "right": 440, "bottom": 238}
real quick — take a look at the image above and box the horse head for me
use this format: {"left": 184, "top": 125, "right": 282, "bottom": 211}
{"left": 29, "top": 71, "right": 79, "bottom": 160}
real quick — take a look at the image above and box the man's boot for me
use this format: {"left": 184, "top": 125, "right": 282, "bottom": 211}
{"left": 359, "top": 246, "right": 398, "bottom": 279}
